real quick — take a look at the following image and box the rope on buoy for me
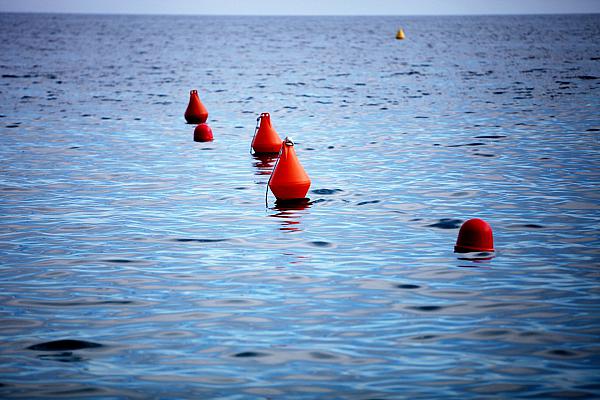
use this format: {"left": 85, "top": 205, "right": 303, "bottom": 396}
{"left": 265, "top": 138, "right": 291, "bottom": 208}
{"left": 250, "top": 115, "right": 261, "bottom": 155}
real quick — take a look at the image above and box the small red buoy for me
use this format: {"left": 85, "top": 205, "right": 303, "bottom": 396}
{"left": 251, "top": 113, "right": 282, "bottom": 154}
{"left": 194, "top": 123, "right": 213, "bottom": 142}
{"left": 268, "top": 137, "right": 311, "bottom": 201}
{"left": 454, "top": 218, "right": 495, "bottom": 253}
{"left": 185, "top": 89, "right": 208, "bottom": 124}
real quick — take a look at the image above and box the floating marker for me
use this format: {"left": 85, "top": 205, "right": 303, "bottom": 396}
{"left": 454, "top": 218, "right": 495, "bottom": 253}
{"left": 268, "top": 137, "right": 311, "bottom": 201}
{"left": 193, "top": 123, "right": 213, "bottom": 142}
{"left": 251, "top": 113, "right": 283, "bottom": 154}
{"left": 184, "top": 89, "right": 208, "bottom": 124}
{"left": 395, "top": 28, "right": 405, "bottom": 40}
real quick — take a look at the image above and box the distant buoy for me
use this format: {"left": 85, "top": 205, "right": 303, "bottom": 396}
{"left": 251, "top": 113, "right": 283, "bottom": 154}
{"left": 454, "top": 218, "right": 495, "bottom": 253}
{"left": 194, "top": 123, "right": 213, "bottom": 142}
{"left": 395, "top": 28, "right": 405, "bottom": 40}
{"left": 268, "top": 137, "right": 311, "bottom": 201}
{"left": 185, "top": 89, "right": 208, "bottom": 124}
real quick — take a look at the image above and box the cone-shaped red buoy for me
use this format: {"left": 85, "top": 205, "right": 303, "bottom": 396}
{"left": 194, "top": 123, "right": 213, "bottom": 142}
{"left": 268, "top": 137, "right": 311, "bottom": 201}
{"left": 252, "top": 113, "right": 282, "bottom": 154}
{"left": 454, "top": 218, "right": 494, "bottom": 253}
{"left": 184, "top": 89, "right": 208, "bottom": 124}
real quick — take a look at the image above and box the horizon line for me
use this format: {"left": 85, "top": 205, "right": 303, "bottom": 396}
{"left": 1, "top": 10, "right": 599, "bottom": 17}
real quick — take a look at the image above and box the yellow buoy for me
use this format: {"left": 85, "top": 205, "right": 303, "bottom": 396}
{"left": 395, "top": 28, "right": 405, "bottom": 40}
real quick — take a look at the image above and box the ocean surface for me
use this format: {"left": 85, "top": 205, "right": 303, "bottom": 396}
{"left": 1, "top": 12, "right": 599, "bottom": 399}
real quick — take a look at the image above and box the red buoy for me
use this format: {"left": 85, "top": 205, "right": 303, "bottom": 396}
{"left": 454, "top": 218, "right": 495, "bottom": 253}
{"left": 184, "top": 89, "right": 208, "bottom": 124}
{"left": 268, "top": 137, "right": 311, "bottom": 201}
{"left": 194, "top": 123, "right": 213, "bottom": 142}
{"left": 251, "top": 113, "right": 282, "bottom": 154}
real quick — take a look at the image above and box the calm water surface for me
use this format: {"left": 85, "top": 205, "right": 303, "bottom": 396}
{"left": 1, "top": 13, "right": 599, "bottom": 398}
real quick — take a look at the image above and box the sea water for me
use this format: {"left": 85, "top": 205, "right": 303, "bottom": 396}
{"left": 0, "top": 13, "right": 599, "bottom": 398}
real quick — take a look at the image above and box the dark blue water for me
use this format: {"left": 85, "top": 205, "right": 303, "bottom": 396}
{"left": 1, "top": 13, "right": 599, "bottom": 398}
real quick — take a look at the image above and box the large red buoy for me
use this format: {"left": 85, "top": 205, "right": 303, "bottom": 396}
{"left": 454, "top": 218, "right": 495, "bottom": 253}
{"left": 251, "top": 113, "right": 282, "bottom": 154}
{"left": 268, "top": 137, "right": 311, "bottom": 201}
{"left": 194, "top": 123, "right": 213, "bottom": 142}
{"left": 184, "top": 89, "right": 208, "bottom": 124}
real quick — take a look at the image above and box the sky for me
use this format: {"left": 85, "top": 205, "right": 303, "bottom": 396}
{"left": 0, "top": 0, "right": 599, "bottom": 15}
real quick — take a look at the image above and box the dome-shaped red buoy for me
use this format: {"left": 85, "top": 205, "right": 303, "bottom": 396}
{"left": 268, "top": 137, "right": 311, "bottom": 201}
{"left": 185, "top": 89, "right": 208, "bottom": 124}
{"left": 454, "top": 218, "right": 494, "bottom": 253}
{"left": 194, "top": 123, "right": 213, "bottom": 142}
{"left": 251, "top": 113, "right": 282, "bottom": 154}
